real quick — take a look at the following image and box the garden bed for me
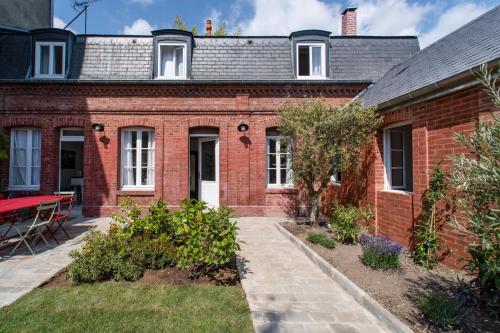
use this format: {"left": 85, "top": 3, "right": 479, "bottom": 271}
{"left": 282, "top": 222, "right": 498, "bottom": 333}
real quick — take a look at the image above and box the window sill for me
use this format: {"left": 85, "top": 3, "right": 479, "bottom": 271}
{"left": 118, "top": 188, "right": 155, "bottom": 196}
{"left": 266, "top": 187, "right": 298, "bottom": 194}
{"left": 8, "top": 187, "right": 40, "bottom": 191}
{"left": 380, "top": 189, "right": 414, "bottom": 196}
{"left": 331, "top": 182, "right": 342, "bottom": 187}
{"left": 155, "top": 76, "right": 188, "bottom": 80}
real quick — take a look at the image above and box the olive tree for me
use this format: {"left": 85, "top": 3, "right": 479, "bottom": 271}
{"left": 277, "top": 98, "right": 381, "bottom": 225}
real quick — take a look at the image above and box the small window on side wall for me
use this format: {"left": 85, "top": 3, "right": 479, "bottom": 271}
{"left": 384, "top": 124, "right": 413, "bottom": 192}
{"left": 35, "top": 42, "right": 65, "bottom": 78}
{"left": 121, "top": 129, "right": 155, "bottom": 189}
{"left": 157, "top": 43, "right": 186, "bottom": 79}
{"left": 266, "top": 135, "right": 292, "bottom": 187}
{"left": 297, "top": 43, "right": 325, "bottom": 79}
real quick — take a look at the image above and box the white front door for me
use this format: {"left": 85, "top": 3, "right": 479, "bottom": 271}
{"left": 198, "top": 137, "right": 219, "bottom": 208}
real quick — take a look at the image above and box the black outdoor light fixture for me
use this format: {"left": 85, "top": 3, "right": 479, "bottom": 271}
{"left": 237, "top": 122, "right": 249, "bottom": 132}
{"left": 91, "top": 123, "right": 105, "bottom": 132}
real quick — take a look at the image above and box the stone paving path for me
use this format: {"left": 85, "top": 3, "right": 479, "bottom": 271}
{"left": 237, "top": 217, "right": 390, "bottom": 333}
{"left": 0, "top": 217, "right": 111, "bottom": 308}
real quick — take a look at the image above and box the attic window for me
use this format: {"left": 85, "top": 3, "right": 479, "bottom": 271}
{"left": 297, "top": 43, "right": 326, "bottom": 79}
{"left": 35, "top": 42, "right": 65, "bottom": 78}
{"left": 157, "top": 42, "right": 186, "bottom": 79}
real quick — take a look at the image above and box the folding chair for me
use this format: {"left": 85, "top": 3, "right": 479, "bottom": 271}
{"left": 47, "top": 192, "right": 75, "bottom": 243}
{"left": 0, "top": 212, "right": 19, "bottom": 247}
{"left": 9, "top": 200, "right": 58, "bottom": 256}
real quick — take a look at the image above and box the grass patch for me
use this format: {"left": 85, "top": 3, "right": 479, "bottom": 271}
{"left": 308, "top": 232, "right": 335, "bottom": 249}
{"left": 417, "top": 294, "right": 462, "bottom": 328}
{"left": 0, "top": 283, "right": 253, "bottom": 333}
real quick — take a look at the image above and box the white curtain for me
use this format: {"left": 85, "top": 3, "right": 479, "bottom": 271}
{"left": 146, "top": 132, "right": 155, "bottom": 186}
{"left": 31, "top": 130, "right": 41, "bottom": 185}
{"left": 175, "top": 47, "right": 184, "bottom": 77}
{"left": 123, "top": 131, "right": 134, "bottom": 186}
{"left": 12, "top": 130, "right": 27, "bottom": 185}
{"left": 161, "top": 46, "right": 175, "bottom": 77}
{"left": 311, "top": 47, "right": 322, "bottom": 76}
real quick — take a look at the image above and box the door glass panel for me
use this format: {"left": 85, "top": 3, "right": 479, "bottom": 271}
{"left": 201, "top": 140, "right": 216, "bottom": 181}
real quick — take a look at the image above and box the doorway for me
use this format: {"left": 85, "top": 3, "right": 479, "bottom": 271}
{"left": 189, "top": 129, "right": 219, "bottom": 208}
{"left": 59, "top": 128, "right": 84, "bottom": 207}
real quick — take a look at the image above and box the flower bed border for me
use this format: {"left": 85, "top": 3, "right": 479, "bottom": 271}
{"left": 274, "top": 222, "right": 413, "bottom": 333}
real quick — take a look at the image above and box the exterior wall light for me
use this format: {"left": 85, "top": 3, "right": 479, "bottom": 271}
{"left": 91, "top": 123, "right": 105, "bottom": 132}
{"left": 237, "top": 123, "right": 249, "bottom": 132}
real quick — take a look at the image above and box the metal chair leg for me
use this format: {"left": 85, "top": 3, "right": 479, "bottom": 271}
{"left": 9, "top": 225, "right": 35, "bottom": 256}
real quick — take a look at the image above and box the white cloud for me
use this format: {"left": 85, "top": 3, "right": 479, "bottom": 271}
{"left": 129, "top": 0, "right": 154, "bottom": 5}
{"left": 419, "top": 2, "right": 491, "bottom": 48}
{"left": 123, "top": 18, "right": 156, "bottom": 35}
{"left": 351, "top": 0, "right": 434, "bottom": 36}
{"left": 238, "top": 0, "right": 342, "bottom": 35}
{"left": 53, "top": 16, "right": 77, "bottom": 33}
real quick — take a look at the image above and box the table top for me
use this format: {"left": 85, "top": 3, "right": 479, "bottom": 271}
{"left": 0, "top": 196, "right": 61, "bottom": 215}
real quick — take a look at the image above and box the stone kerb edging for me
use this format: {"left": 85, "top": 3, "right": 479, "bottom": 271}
{"left": 273, "top": 222, "right": 413, "bottom": 333}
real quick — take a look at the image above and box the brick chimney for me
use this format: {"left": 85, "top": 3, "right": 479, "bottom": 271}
{"left": 341, "top": 7, "right": 357, "bottom": 36}
{"left": 205, "top": 19, "right": 212, "bottom": 37}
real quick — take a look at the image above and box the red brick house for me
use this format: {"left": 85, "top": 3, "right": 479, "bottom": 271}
{"left": 0, "top": 6, "right": 498, "bottom": 267}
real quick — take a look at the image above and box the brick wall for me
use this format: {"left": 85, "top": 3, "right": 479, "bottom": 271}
{"left": 0, "top": 83, "right": 363, "bottom": 217}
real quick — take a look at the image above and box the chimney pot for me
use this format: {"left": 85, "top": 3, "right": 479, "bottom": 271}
{"left": 206, "top": 19, "right": 212, "bottom": 37}
{"left": 341, "top": 7, "right": 357, "bottom": 36}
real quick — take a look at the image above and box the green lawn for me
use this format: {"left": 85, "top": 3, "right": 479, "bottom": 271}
{"left": 0, "top": 283, "right": 253, "bottom": 333}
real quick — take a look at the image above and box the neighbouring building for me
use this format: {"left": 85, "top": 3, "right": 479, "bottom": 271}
{"left": 0, "top": 6, "right": 498, "bottom": 268}
{"left": 0, "top": 0, "right": 53, "bottom": 30}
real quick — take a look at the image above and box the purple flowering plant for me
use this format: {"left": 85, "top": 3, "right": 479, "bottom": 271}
{"left": 360, "top": 234, "right": 404, "bottom": 270}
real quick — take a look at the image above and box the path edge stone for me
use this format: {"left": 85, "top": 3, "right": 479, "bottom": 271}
{"left": 274, "top": 222, "right": 414, "bottom": 333}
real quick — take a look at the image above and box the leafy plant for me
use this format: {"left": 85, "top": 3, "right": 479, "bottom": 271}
{"left": 128, "top": 234, "right": 176, "bottom": 270}
{"left": 307, "top": 231, "right": 335, "bottom": 249}
{"left": 330, "top": 201, "right": 361, "bottom": 244}
{"left": 360, "top": 234, "right": 404, "bottom": 270}
{"left": 448, "top": 63, "right": 499, "bottom": 308}
{"left": 277, "top": 98, "right": 381, "bottom": 225}
{"left": 0, "top": 130, "right": 8, "bottom": 160}
{"left": 417, "top": 294, "right": 462, "bottom": 328}
{"left": 172, "top": 199, "right": 240, "bottom": 273}
{"left": 413, "top": 164, "right": 448, "bottom": 269}
{"left": 68, "top": 230, "right": 143, "bottom": 283}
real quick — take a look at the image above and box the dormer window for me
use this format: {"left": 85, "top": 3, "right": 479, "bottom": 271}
{"left": 157, "top": 42, "right": 186, "bottom": 79}
{"left": 35, "top": 42, "right": 65, "bottom": 78}
{"left": 297, "top": 43, "right": 326, "bottom": 79}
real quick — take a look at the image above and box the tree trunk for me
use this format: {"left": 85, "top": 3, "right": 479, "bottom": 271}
{"left": 310, "top": 193, "right": 321, "bottom": 226}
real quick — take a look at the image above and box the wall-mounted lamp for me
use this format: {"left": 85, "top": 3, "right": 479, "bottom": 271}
{"left": 237, "top": 123, "right": 249, "bottom": 132}
{"left": 91, "top": 123, "right": 105, "bottom": 132}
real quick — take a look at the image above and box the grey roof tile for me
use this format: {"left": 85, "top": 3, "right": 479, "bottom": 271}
{"left": 0, "top": 31, "right": 30, "bottom": 79}
{"left": 361, "top": 5, "right": 500, "bottom": 107}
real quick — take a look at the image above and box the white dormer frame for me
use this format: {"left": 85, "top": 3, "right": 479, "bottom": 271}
{"left": 296, "top": 42, "right": 326, "bottom": 79}
{"left": 156, "top": 42, "right": 187, "bottom": 80}
{"left": 34, "top": 41, "right": 66, "bottom": 79}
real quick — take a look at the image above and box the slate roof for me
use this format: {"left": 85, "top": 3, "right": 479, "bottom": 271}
{"left": 0, "top": 30, "right": 419, "bottom": 83}
{"left": 361, "top": 5, "right": 500, "bottom": 107}
{"left": 0, "top": 29, "right": 31, "bottom": 80}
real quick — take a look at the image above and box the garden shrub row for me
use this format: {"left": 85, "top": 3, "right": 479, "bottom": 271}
{"left": 68, "top": 198, "right": 240, "bottom": 283}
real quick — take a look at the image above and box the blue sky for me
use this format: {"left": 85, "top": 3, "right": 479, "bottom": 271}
{"left": 54, "top": 0, "right": 498, "bottom": 47}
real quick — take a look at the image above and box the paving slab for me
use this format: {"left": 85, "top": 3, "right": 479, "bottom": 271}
{"left": 236, "top": 217, "right": 390, "bottom": 333}
{"left": 0, "top": 216, "right": 112, "bottom": 308}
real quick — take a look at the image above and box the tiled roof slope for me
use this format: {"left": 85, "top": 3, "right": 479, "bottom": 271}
{"left": 67, "top": 35, "right": 419, "bottom": 82}
{"left": 361, "top": 5, "right": 500, "bottom": 107}
{"left": 0, "top": 31, "right": 31, "bottom": 79}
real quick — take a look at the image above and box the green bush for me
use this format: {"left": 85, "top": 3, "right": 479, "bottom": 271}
{"left": 172, "top": 199, "right": 240, "bottom": 271}
{"left": 128, "top": 234, "right": 176, "bottom": 270}
{"left": 417, "top": 294, "right": 462, "bottom": 328}
{"left": 307, "top": 232, "right": 335, "bottom": 249}
{"left": 330, "top": 202, "right": 361, "bottom": 244}
{"left": 68, "top": 230, "right": 143, "bottom": 283}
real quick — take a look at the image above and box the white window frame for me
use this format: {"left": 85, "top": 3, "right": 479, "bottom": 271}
{"left": 34, "top": 41, "right": 66, "bottom": 79}
{"left": 120, "top": 128, "right": 155, "bottom": 190}
{"left": 383, "top": 121, "right": 411, "bottom": 192}
{"left": 266, "top": 136, "right": 293, "bottom": 188}
{"left": 156, "top": 42, "right": 187, "bottom": 80}
{"left": 296, "top": 42, "right": 326, "bottom": 79}
{"left": 9, "top": 128, "right": 41, "bottom": 190}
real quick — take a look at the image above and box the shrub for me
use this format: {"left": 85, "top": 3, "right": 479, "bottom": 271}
{"left": 360, "top": 234, "right": 403, "bottom": 270}
{"left": 68, "top": 230, "right": 143, "bottom": 283}
{"left": 308, "top": 232, "right": 335, "bottom": 249}
{"left": 417, "top": 294, "right": 462, "bottom": 328}
{"left": 128, "top": 234, "right": 176, "bottom": 270}
{"left": 330, "top": 202, "right": 361, "bottom": 244}
{"left": 172, "top": 199, "right": 240, "bottom": 272}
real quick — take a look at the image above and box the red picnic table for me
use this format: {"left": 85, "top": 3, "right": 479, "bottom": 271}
{"left": 0, "top": 196, "right": 62, "bottom": 215}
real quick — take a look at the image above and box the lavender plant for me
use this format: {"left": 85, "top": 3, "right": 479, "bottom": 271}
{"left": 360, "top": 235, "right": 404, "bottom": 270}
